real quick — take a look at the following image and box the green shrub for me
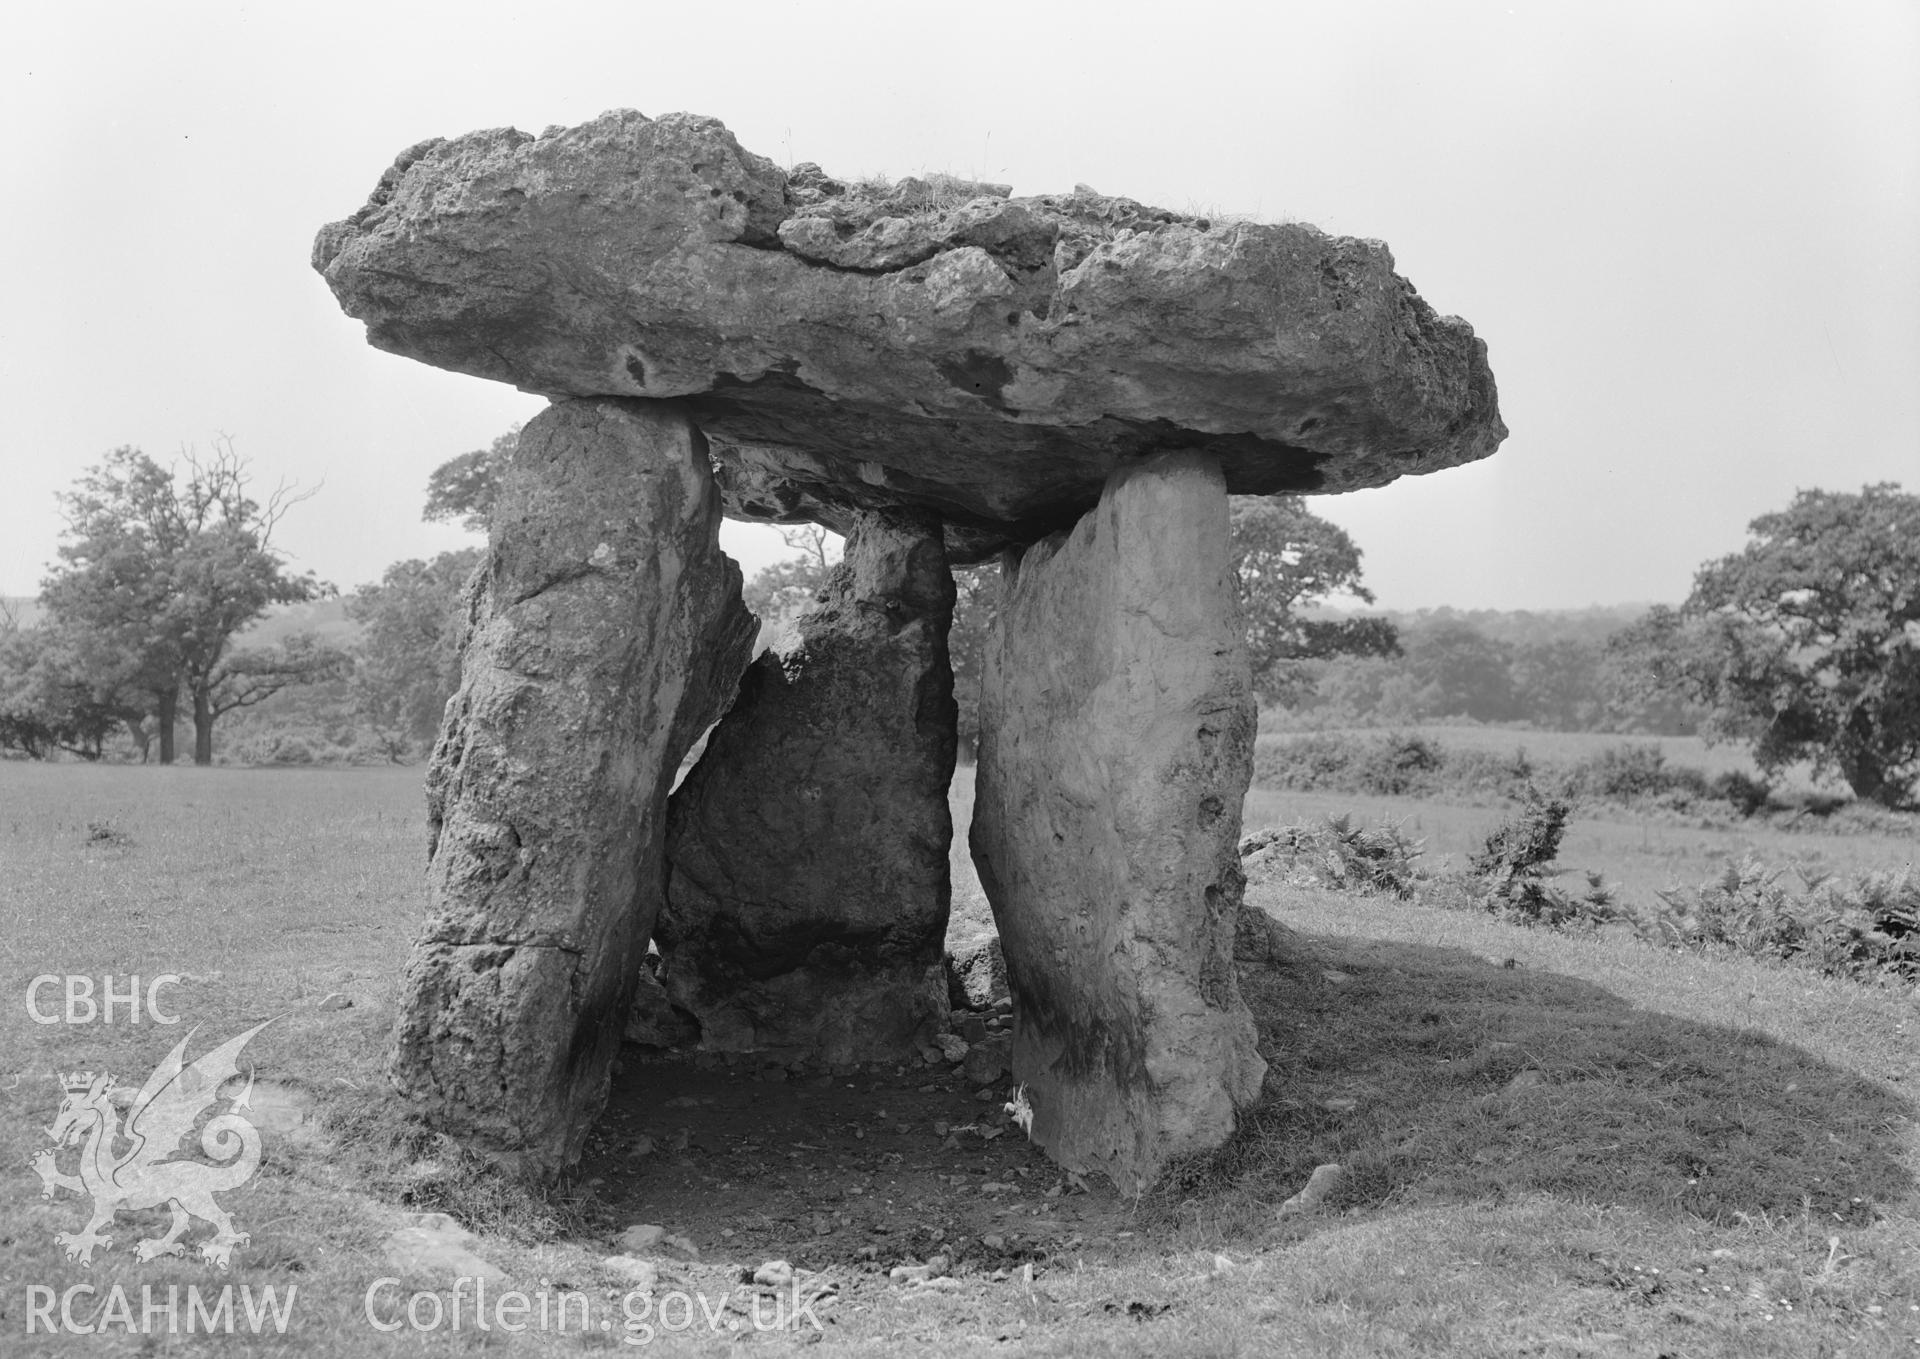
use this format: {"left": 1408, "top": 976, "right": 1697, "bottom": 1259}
{"left": 1241, "top": 814, "right": 1425, "bottom": 898}
{"left": 1456, "top": 794, "right": 1624, "bottom": 929}
{"left": 1708, "top": 769, "right": 1774, "bottom": 817}
{"left": 1252, "top": 730, "right": 1784, "bottom": 819}
{"left": 1251, "top": 732, "right": 1364, "bottom": 791}
{"left": 1252, "top": 731, "right": 1446, "bottom": 797}
{"left": 1648, "top": 859, "right": 1920, "bottom": 983}
{"left": 1469, "top": 793, "right": 1569, "bottom": 884}
{"left": 1353, "top": 733, "right": 1445, "bottom": 796}
{"left": 1446, "top": 745, "right": 1535, "bottom": 799}
{"left": 1558, "top": 743, "right": 1710, "bottom": 804}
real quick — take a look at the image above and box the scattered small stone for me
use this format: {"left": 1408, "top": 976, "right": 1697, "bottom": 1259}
{"left": 753, "top": 1260, "right": 794, "bottom": 1289}
{"left": 1504, "top": 1069, "right": 1546, "bottom": 1092}
{"left": 812, "top": 1214, "right": 833, "bottom": 1236}
{"left": 629, "top": 1134, "right": 656, "bottom": 1158}
{"left": 664, "top": 1095, "right": 700, "bottom": 1108}
{"left": 895, "top": 1123, "right": 912, "bottom": 1135}
{"left": 1321, "top": 969, "right": 1352, "bottom": 985}
{"left": 660, "top": 1232, "right": 700, "bottom": 1261}
{"left": 1277, "top": 1163, "right": 1345, "bottom": 1218}
{"left": 1211, "top": 1253, "right": 1237, "bottom": 1275}
{"left": 889, "top": 1264, "right": 931, "bottom": 1285}
{"left": 384, "top": 1213, "right": 505, "bottom": 1282}
{"left": 667, "top": 1127, "right": 691, "bottom": 1152}
{"left": 316, "top": 992, "right": 353, "bottom": 1012}
{"left": 957, "top": 1015, "right": 990, "bottom": 1043}
{"left": 937, "top": 1034, "right": 970, "bottom": 1063}
{"left": 933, "top": 1120, "right": 949, "bottom": 1137}
{"left": 245, "top": 1082, "right": 319, "bottom": 1141}
{"left": 618, "top": 1224, "right": 666, "bottom": 1253}
{"left": 1321, "top": 1097, "right": 1358, "bottom": 1113}
{"left": 601, "top": 1255, "right": 658, "bottom": 1290}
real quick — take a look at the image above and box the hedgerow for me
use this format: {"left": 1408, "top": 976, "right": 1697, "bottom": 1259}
{"left": 1253, "top": 731, "right": 1768, "bottom": 819}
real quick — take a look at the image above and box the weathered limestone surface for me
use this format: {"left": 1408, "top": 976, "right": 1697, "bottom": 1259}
{"left": 658, "top": 511, "right": 958, "bottom": 1064}
{"left": 970, "top": 450, "right": 1265, "bottom": 1190}
{"left": 946, "top": 935, "right": 1010, "bottom": 1011}
{"left": 314, "top": 110, "right": 1507, "bottom": 559}
{"left": 390, "top": 399, "right": 756, "bottom": 1178}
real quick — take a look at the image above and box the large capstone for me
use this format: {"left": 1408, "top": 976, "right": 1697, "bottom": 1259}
{"left": 314, "top": 110, "right": 1506, "bottom": 560}
{"left": 658, "top": 510, "right": 958, "bottom": 1064}
{"left": 390, "top": 398, "right": 756, "bottom": 1179}
{"left": 970, "top": 449, "right": 1265, "bottom": 1190}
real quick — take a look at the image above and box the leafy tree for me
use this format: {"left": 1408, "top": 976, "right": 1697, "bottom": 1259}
{"left": 741, "top": 525, "right": 840, "bottom": 623}
{"left": 1509, "top": 638, "right": 1607, "bottom": 731}
{"left": 423, "top": 426, "right": 519, "bottom": 532}
{"left": 1403, "top": 623, "right": 1517, "bottom": 722}
{"left": 1229, "top": 496, "right": 1398, "bottom": 702}
{"left": 40, "top": 441, "right": 338, "bottom": 764}
{"left": 1675, "top": 484, "right": 1920, "bottom": 806}
{"left": 948, "top": 564, "right": 1000, "bottom": 761}
{"left": 194, "top": 632, "right": 353, "bottom": 757}
{"left": 349, "top": 548, "right": 484, "bottom": 752}
{"left": 1600, "top": 607, "right": 1708, "bottom": 736}
{"left": 0, "top": 623, "right": 124, "bottom": 760}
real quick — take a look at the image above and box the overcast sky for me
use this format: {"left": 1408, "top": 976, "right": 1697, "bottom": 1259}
{"left": 3, "top": 1, "right": 1913, "bottom": 610}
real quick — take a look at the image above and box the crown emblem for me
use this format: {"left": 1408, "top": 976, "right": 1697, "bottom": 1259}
{"left": 59, "top": 1071, "right": 104, "bottom": 1093}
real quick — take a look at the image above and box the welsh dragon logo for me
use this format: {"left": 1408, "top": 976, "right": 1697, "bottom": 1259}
{"left": 32, "top": 1021, "right": 272, "bottom": 1269}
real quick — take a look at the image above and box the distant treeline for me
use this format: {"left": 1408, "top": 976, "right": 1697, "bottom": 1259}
{"left": 1275, "top": 604, "right": 1701, "bottom": 735}
{"left": 2, "top": 595, "right": 1702, "bottom": 761}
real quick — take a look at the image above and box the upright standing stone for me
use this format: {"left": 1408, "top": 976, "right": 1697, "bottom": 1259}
{"left": 970, "top": 450, "right": 1265, "bottom": 1190}
{"left": 659, "top": 511, "right": 957, "bottom": 1064}
{"left": 390, "top": 398, "right": 756, "bottom": 1180}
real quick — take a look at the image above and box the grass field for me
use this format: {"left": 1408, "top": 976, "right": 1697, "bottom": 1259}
{"left": 1254, "top": 721, "right": 1836, "bottom": 793}
{"left": 3, "top": 759, "right": 1918, "bottom": 1356}
{"left": 1257, "top": 723, "right": 1772, "bottom": 776}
